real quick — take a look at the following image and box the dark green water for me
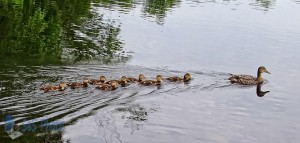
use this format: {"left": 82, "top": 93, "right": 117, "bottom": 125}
{"left": 1, "top": 0, "right": 300, "bottom": 143}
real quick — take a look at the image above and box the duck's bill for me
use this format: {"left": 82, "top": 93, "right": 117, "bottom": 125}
{"left": 265, "top": 70, "right": 271, "bottom": 74}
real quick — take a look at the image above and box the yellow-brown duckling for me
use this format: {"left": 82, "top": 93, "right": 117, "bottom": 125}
{"left": 105, "top": 76, "right": 128, "bottom": 87}
{"left": 67, "top": 79, "right": 89, "bottom": 89}
{"left": 40, "top": 82, "right": 66, "bottom": 93}
{"left": 140, "top": 75, "right": 163, "bottom": 86}
{"left": 126, "top": 74, "right": 145, "bottom": 82}
{"left": 89, "top": 76, "right": 106, "bottom": 85}
{"left": 166, "top": 73, "right": 191, "bottom": 82}
{"left": 228, "top": 66, "right": 271, "bottom": 85}
{"left": 95, "top": 81, "right": 118, "bottom": 91}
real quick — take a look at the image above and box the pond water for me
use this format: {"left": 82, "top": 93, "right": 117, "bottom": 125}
{"left": 1, "top": 0, "right": 300, "bottom": 143}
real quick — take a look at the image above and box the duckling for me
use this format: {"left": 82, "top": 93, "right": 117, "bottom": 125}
{"left": 229, "top": 66, "right": 270, "bottom": 85}
{"left": 140, "top": 75, "right": 163, "bottom": 86}
{"left": 95, "top": 81, "right": 118, "bottom": 91}
{"left": 89, "top": 76, "right": 106, "bottom": 85}
{"left": 105, "top": 76, "right": 128, "bottom": 87}
{"left": 126, "top": 74, "right": 145, "bottom": 82}
{"left": 166, "top": 73, "right": 191, "bottom": 82}
{"left": 40, "top": 82, "right": 66, "bottom": 93}
{"left": 67, "top": 79, "right": 89, "bottom": 89}
{"left": 119, "top": 76, "right": 128, "bottom": 87}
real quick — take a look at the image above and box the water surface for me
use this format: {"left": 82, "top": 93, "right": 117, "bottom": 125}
{"left": 1, "top": 0, "right": 300, "bottom": 143}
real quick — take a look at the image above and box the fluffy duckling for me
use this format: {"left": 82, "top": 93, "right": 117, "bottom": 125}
{"left": 229, "top": 66, "right": 270, "bottom": 85}
{"left": 166, "top": 73, "right": 191, "bottom": 82}
{"left": 40, "top": 82, "right": 66, "bottom": 93}
{"left": 140, "top": 75, "right": 163, "bottom": 86}
{"left": 95, "top": 81, "right": 118, "bottom": 91}
{"left": 126, "top": 74, "right": 145, "bottom": 82}
{"left": 89, "top": 76, "right": 106, "bottom": 85}
{"left": 105, "top": 76, "right": 128, "bottom": 87}
{"left": 68, "top": 79, "right": 89, "bottom": 89}
{"left": 119, "top": 76, "right": 128, "bottom": 87}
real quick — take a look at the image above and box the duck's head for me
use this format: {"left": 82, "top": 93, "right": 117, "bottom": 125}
{"left": 99, "top": 76, "right": 106, "bottom": 83}
{"left": 120, "top": 76, "right": 127, "bottom": 83}
{"left": 258, "top": 66, "right": 270, "bottom": 74}
{"left": 156, "top": 75, "right": 163, "bottom": 82}
{"left": 58, "top": 82, "right": 66, "bottom": 90}
{"left": 111, "top": 81, "right": 118, "bottom": 87}
{"left": 139, "top": 74, "right": 145, "bottom": 81}
{"left": 183, "top": 73, "right": 191, "bottom": 82}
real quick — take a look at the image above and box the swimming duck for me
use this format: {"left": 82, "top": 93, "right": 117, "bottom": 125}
{"left": 95, "top": 81, "right": 118, "bottom": 91}
{"left": 140, "top": 75, "right": 163, "bottom": 86}
{"left": 40, "top": 82, "right": 66, "bottom": 93}
{"left": 89, "top": 76, "right": 106, "bottom": 85}
{"left": 166, "top": 73, "right": 191, "bottom": 82}
{"left": 228, "top": 66, "right": 270, "bottom": 85}
{"left": 67, "top": 79, "right": 89, "bottom": 89}
{"left": 126, "top": 74, "right": 145, "bottom": 82}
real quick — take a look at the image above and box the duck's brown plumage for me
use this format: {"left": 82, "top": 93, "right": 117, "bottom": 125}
{"left": 40, "top": 82, "right": 66, "bottom": 93}
{"left": 166, "top": 73, "right": 191, "bottom": 82}
{"left": 140, "top": 75, "right": 163, "bottom": 86}
{"left": 96, "top": 81, "right": 118, "bottom": 91}
{"left": 68, "top": 80, "right": 89, "bottom": 89}
{"left": 229, "top": 66, "right": 270, "bottom": 85}
{"left": 89, "top": 76, "right": 106, "bottom": 85}
{"left": 126, "top": 74, "right": 145, "bottom": 82}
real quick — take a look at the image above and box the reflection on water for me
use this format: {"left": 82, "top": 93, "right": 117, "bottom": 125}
{"left": 142, "top": 0, "right": 181, "bottom": 24}
{"left": 0, "top": 0, "right": 125, "bottom": 61}
{"left": 256, "top": 84, "right": 270, "bottom": 97}
{"left": 1, "top": 0, "right": 300, "bottom": 142}
{"left": 250, "top": 0, "right": 276, "bottom": 11}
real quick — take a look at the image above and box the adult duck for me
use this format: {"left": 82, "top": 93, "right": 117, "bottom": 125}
{"left": 229, "top": 66, "right": 270, "bottom": 85}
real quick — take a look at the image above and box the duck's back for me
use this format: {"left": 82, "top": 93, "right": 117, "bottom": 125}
{"left": 229, "top": 74, "right": 258, "bottom": 85}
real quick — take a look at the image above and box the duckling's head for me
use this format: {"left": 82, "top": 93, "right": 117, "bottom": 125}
{"left": 258, "top": 66, "right": 270, "bottom": 74}
{"left": 111, "top": 81, "right": 118, "bottom": 87}
{"left": 59, "top": 82, "right": 66, "bottom": 90}
{"left": 83, "top": 79, "right": 89, "bottom": 86}
{"left": 100, "top": 76, "right": 106, "bottom": 83}
{"left": 183, "top": 73, "right": 191, "bottom": 82}
{"left": 121, "top": 76, "right": 127, "bottom": 83}
{"left": 139, "top": 74, "right": 145, "bottom": 81}
{"left": 156, "top": 75, "right": 163, "bottom": 82}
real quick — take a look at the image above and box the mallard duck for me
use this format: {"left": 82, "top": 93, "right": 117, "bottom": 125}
{"left": 40, "top": 82, "right": 66, "bottom": 93}
{"left": 166, "top": 73, "right": 191, "bottom": 82}
{"left": 140, "top": 75, "right": 163, "bottom": 86}
{"left": 126, "top": 74, "right": 145, "bottom": 82}
{"left": 229, "top": 66, "right": 270, "bottom": 85}
{"left": 67, "top": 79, "right": 89, "bottom": 89}
{"left": 95, "top": 81, "right": 118, "bottom": 90}
{"left": 89, "top": 76, "right": 106, "bottom": 85}
{"left": 256, "top": 84, "right": 270, "bottom": 97}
